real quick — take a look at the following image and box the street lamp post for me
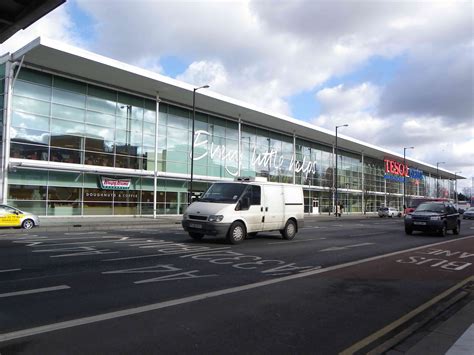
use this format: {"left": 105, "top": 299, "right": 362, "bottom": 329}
{"left": 334, "top": 124, "right": 348, "bottom": 216}
{"left": 403, "top": 146, "right": 414, "bottom": 211}
{"left": 454, "top": 171, "right": 461, "bottom": 206}
{"left": 436, "top": 161, "right": 445, "bottom": 198}
{"left": 189, "top": 85, "right": 209, "bottom": 204}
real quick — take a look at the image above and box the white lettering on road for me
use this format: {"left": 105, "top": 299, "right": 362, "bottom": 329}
{"left": 134, "top": 270, "right": 217, "bottom": 284}
{"left": 33, "top": 246, "right": 118, "bottom": 258}
{"left": 396, "top": 256, "right": 472, "bottom": 271}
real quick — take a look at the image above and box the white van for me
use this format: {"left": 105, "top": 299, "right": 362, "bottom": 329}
{"left": 182, "top": 177, "right": 304, "bottom": 244}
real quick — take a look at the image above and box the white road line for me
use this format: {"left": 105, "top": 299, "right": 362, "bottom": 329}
{"left": 1, "top": 235, "right": 473, "bottom": 343}
{"left": 0, "top": 268, "right": 21, "bottom": 273}
{"left": 32, "top": 239, "right": 124, "bottom": 247}
{"left": 0, "top": 285, "right": 70, "bottom": 298}
{"left": 267, "top": 238, "right": 324, "bottom": 245}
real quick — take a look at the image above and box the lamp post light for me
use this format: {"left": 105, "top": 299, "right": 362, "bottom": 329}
{"left": 334, "top": 124, "right": 348, "bottom": 216}
{"left": 454, "top": 171, "right": 461, "bottom": 206}
{"left": 436, "top": 161, "right": 445, "bottom": 198}
{"left": 189, "top": 85, "right": 209, "bottom": 204}
{"left": 403, "top": 146, "right": 414, "bottom": 211}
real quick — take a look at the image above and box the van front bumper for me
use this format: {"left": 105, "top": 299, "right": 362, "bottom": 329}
{"left": 182, "top": 220, "right": 231, "bottom": 237}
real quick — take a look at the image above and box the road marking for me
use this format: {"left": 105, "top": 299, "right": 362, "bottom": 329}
{"left": 102, "top": 247, "right": 232, "bottom": 261}
{"left": 0, "top": 285, "right": 70, "bottom": 299}
{"left": 31, "top": 238, "right": 124, "bottom": 247}
{"left": 65, "top": 232, "right": 108, "bottom": 235}
{"left": 320, "top": 242, "right": 374, "bottom": 252}
{"left": 0, "top": 268, "right": 21, "bottom": 273}
{"left": 340, "top": 275, "right": 474, "bottom": 355}
{"left": 267, "top": 238, "right": 324, "bottom": 245}
{"left": 1, "top": 235, "right": 473, "bottom": 343}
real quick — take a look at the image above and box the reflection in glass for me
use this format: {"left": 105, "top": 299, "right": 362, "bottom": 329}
{"left": 9, "top": 185, "right": 47, "bottom": 200}
{"left": 10, "top": 143, "right": 48, "bottom": 160}
{"left": 50, "top": 147, "right": 82, "bottom": 164}
{"left": 48, "top": 186, "right": 81, "bottom": 201}
{"left": 10, "top": 127, "right": 49, "bottom": 145}
{"left": 11, "top": 111, "right": 49, "bottom": 131}
{"left": 51, "top": 135, "right": 83, "bottom": 150}
{"left": 84, "top": 151, "right": 114, "bottom": 167}
{"left": 115, "top": 155, "right": 141, "bottom": 169}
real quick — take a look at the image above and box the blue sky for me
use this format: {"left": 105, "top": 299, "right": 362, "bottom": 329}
{"left": 1, "top": 0, "right": 472, "bottom": 191}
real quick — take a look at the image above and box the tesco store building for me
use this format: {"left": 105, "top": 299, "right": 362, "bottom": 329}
{"left": 0, "top": 38, "right": 462, "bottom": 217}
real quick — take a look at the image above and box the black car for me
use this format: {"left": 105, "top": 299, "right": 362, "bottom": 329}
{"left": 404, "top": 202, "right": 461, "bottom": 236}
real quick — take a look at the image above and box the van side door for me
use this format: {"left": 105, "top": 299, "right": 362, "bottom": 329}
{"left": 238, "top": 185, "right": 263, "bottom": 233}
{"left": 262, "top": 185, "right": 284, "bottom": 230}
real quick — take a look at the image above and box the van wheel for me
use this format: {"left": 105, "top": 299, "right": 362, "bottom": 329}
{"left": 189, "top": 232, "right": 204, "bottom": 241}
{"left": 227, "top": 222, "right": 246, "bottom": 244}
{"left": 453, "top": 222, "right": 460, "bottom": 235}
{"left": 21, "top": 219, "right": 34, "bottom": 230}
{"left": 281, "top": 220, "right": 297, "bottom": 240}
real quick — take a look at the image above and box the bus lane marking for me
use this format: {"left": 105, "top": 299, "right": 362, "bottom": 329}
{"left": 102, "top": 264, "right": 217, "bottom": 284}
{"left": 32, "top": 246, "right": 118, "bottom": 258}
{"left": 396, "top": 248, "right": 474, "bottom": 272}
{"left": 1, "top": 236, "right": 473, "bottom": 343}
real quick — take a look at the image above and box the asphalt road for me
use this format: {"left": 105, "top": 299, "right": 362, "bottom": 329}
{"left": 1, "top": 217, "right": 473, "bottom": 354}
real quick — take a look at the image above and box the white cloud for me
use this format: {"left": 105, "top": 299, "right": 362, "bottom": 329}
{"left": 316, "top": 83, "right": 380, "bottom": 115}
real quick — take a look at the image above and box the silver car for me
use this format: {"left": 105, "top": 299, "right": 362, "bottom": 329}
{"left": 462, "top": 207, "right": 474, "bottom": 220}
{"left": 378, "top": 207, "right": 402, "bottom": 218}
{"left": 0, "top": 204, "right": 40, "bottom": 229}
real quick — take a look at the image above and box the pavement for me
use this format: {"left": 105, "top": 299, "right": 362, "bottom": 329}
{"left": 1, "top": 213, "right": 472, "bottom": 354}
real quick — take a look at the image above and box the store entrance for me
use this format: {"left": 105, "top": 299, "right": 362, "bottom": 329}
{"left": 312, "top": 198, "right": 319, "bottom": 214}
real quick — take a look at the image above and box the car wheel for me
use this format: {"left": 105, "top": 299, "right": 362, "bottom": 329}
{"left": 21, "top": 219, "right": 34, "bottom": 230}
{"left": 453, "top": 221, "right": 460, "bottom": 235}
{"left": 398, "top": 213, "right": 402, "bottom": 218}
{"left": 189, "top": 232, "right": 204, "bottom": 240}
{"left": 405, "top": 227, "right": 413, "bottom": 235}
{"left": 227, "top": 221, "right": 246, "bottom": 244}
{"left": 280, "top": 219, "right": 297, "bottom": 240}
{"left": 439, "top": 224, "right": 447, "bottom": 237}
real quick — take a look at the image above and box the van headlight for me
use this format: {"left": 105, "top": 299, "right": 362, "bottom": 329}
{"left": 208, "top": 215, "right": 224, "bottom": 222}
{"left": 430, "top": 216, "right": 441, "bottom": 220}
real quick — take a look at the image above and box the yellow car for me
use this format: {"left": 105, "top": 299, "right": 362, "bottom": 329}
{"left": 0, "top": 204, "right": 40, "bottom": 229}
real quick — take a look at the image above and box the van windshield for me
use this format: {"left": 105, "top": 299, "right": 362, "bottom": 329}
{"left": 200, "top": 183, "right": 247, "bottom": 203}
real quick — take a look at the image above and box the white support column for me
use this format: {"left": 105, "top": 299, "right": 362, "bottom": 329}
{"left": 332, "top": 144, "right": 335, "bottom": 213}
{"left": 361, "top": 152, "right": 365, "bottom": 214}
{"left": 384, "top": 179, "right": 387, "bottom": 206}
{"left": 153, "top": 93, "right": 161, "bottom": 219}
{"left": 293, "top": 132, "right": 296, "bottom": 184}
{"left": 238, "top": 116, "right": 241, "bottom": 177}
{"left": 2, "top": 59, "right": 14, "bottom": 204}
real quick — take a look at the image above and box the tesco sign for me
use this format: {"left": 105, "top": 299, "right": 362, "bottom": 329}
{"left": 384, "top": 159, "right": 423, "bottom": 182}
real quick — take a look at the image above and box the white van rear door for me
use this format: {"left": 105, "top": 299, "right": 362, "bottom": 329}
{"left": 262, "top": 185, "right": 284, "bottom": 230}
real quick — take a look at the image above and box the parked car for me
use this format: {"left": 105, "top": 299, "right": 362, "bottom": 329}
{"left": 0, "top": 204, "right": 40, "bottom": 229}
{"left": 378, "top": 207, "right": 402, "bottom": 218}
{"left": 404, "top": 201, "right": 460, "bottom": 236}
{"left": 462, "top": 207, "right": 474, "bottom": 220}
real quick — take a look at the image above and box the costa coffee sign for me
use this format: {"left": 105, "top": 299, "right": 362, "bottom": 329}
{"left": 100, "top": 177, "right": 131, "bottom": 190}
{"left": 384, "top": 159, "right": 423, "bottom": 182}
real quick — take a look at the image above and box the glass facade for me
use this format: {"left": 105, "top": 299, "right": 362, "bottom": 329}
{"left": 2, "top": 66, "right": 455, "bottom": 216}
